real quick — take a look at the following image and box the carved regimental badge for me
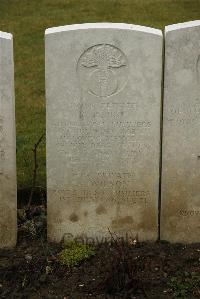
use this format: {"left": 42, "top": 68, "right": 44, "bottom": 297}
{"left": 77, "top": 44, "right": 128, "bottom": 97}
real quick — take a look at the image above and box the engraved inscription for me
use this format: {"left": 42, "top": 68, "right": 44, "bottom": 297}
{"left": 179, "top": 209, "right": 200, "bottom": 217}
{"left": 53, "top": 121, "right": 150, "bottom": 164}
{"left": 166, "top": 101, "right": 200, "bottom": 125}
{"left": 77, "top": 44, "right": 128, "bottom": 97}
{"left": 50, "top": 189, "right": 151, "bottom": 206}
{"left": 83, "top": 172, "right": 136, "bottom": 188}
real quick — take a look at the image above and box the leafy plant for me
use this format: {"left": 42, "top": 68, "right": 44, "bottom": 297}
{"left": 57, "top": 241, "right": 95, "bottom": 267}
{"left": 168, "top": 271, "right": 200, "bottom": 298}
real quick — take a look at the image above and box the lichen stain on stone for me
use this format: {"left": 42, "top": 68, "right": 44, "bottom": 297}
{"left": 161, "top": 171, "right": 192, "bottom": 233}
{"left": 69, "top": 213, "right": 79, "bottom": 222}
{"left": 96, "top": 204, "right": 107, "bottom": 215}
{"left": 112, "top": 216, "right": 133, "bottom": 228}
{"left": 136, "top": 205, "right": 157, "bottom": 232}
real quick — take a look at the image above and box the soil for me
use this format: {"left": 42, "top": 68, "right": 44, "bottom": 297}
{"left": 0, "top": 203, "right": 200, "bottom": 299}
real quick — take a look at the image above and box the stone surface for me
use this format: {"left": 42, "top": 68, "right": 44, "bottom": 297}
{"left": 45, "top": 23, "right": 163, "bottom": 243}
{"left": 161, "top": 20, "right": 200, "bottom": 243}
{"left": 0, "top": 31, "right": 17, "bottom": 248}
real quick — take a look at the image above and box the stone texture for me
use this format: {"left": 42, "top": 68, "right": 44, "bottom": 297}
{"left": 161, "top": 21, "right": 200, "bottom": 243}
{"left": 0, "top": 31, "right": 17, "bottom": 248}
{"left": 45, "top": 23, "right": 163, "bottom": 243}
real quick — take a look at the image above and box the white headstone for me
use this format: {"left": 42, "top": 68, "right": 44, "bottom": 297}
{"left": 161, "top": 21, "right": 200, "bottom": 243}
{"left": 0, "top": 31, "right": 16, "bottom": 248}
{"left": 45, "top": 23, "right": 163, "bottom": 243}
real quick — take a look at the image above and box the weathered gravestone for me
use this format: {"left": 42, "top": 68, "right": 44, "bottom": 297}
{"left": 161, "top": 21, "right": 200, "bottom": 243}
{"left": 45, "top": 23, "right": 163, "bottom": 243}
{"left": 0, "top": 31, "right": 16, "bottom": 248}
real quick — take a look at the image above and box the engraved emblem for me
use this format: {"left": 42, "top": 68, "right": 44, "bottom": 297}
{"left": 77, "top": 44, "right": 128, "bottom": 97}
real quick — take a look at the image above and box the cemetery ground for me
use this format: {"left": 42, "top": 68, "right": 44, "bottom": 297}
{"left": 1, "top": 0, "right": 200, "bottom": 298}
{"left": 0, "top": 204, "right": 199, "bottom": 298}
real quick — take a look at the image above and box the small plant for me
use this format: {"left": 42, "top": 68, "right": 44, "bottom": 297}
{"left": 21, "top": 219, "right": 37, "bottom": 236}
{"left": 97, "top": 231, "right": 143, "bottom": 297}
{"left": 57, "top": 241, "right": 95, "bottom": 267}
{"left": 168, "top": 271, "right": 200, "bottom": 298}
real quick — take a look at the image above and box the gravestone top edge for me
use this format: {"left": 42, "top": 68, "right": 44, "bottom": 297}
{"left": 45, "top": 22, "right": 162, "bottom": 37}
{"left": 165, "top": 20, "right": 200, "bottom": 33}
{"left": 0, "top": 31, "right": 12, "bottom": 40}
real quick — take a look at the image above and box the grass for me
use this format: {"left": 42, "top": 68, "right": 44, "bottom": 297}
{"left": 0, "top": 0, "right": 200, "bottom": 190}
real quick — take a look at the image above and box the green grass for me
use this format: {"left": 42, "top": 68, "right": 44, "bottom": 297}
{"left": 0, "top": 0, "right": 200, "bottom": 190}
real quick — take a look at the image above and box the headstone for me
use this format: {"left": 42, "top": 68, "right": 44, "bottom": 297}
{"left": 0, "top": 31, "right": 17, "bottom": 248}
{"left": 161, "top": 21, "right": 200, "bottom": 243}
{"left": 45, "top": 23, "right": 163, "bottom": 243}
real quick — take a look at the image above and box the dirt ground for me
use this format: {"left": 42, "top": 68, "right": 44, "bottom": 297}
{"left": 0, "top": 204, "right": 200, "bottom": 299}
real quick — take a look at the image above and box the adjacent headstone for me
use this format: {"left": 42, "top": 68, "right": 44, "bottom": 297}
{"left": 46, "top": 23, "right": 163, "bottom": 243}
{"left": 0, "top": 31, "right": 17, "bottom": 248}
{"left": 161, "top": 21, "right": 200, "bottom": 243}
